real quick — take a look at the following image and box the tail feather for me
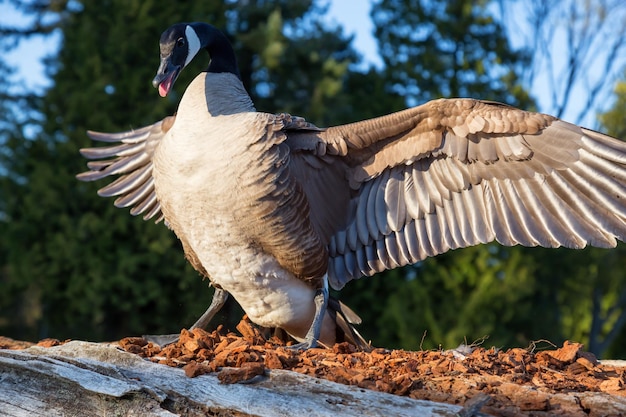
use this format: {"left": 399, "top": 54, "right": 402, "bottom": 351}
{"left": 328, "top": 297, "right": 372, "bottom": 351}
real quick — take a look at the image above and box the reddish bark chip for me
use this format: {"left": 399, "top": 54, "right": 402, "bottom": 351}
{"left": 218, "top": 362, "right": 266, "bottom": 384}
{"left": 183, "top": 361, "right": 213, "bottom": 378}
{"left": 264, "top": 350, "right": 284, "bottom": 369}
{"left": 118, "top": 337, "right": 161, "bottom": 357}
{"left": 547, "top": 340, "right": 583, "bottom": 364}
{"left": 36, "top": 338, "right": 63, "bottom": 348}
{"left": 333, "top": 342, "right": 357, "bottom": 354}
{"left": 213, "top": 338, "right": 230, "bottom": 355}
{"left": 118, "top": 337, "right": 147, "bottom": 349}
{"left": 599, "top": 378, "right": 624, "bottom": 393}
{"left": 179, "top": 329, "right": 206, "bottom": 354}
{"left": 575, "top": 356, "right": 597, "bottom": 371}
{"left": 0, "top": 336, "right": 34, "bottom": 350}
{"left": 236, "top": 316, "right": 264, "bottom": 344}
{"left": 577, "top": 350, "right": 598, "bottom": 366}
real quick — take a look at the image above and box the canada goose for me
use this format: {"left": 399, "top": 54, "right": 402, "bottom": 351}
{"left": 78, "top": 22, "right": 626, "bottom": 350}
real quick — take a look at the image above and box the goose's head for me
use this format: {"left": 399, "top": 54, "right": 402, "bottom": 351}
{"left": 152, "top": 22, "right": 240, "bottom": 97}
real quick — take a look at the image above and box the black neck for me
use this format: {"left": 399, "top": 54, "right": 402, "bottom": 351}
{"left": 190, "top": 23, "right": 240, "bottom": 79}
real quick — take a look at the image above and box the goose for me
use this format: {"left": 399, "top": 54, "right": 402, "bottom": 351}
{"left": 78, "top": 22, "right": 626, "bottom": 350}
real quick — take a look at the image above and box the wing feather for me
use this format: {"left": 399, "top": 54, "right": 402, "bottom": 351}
{"left": 404, "top": 219, "right": 421, "bottom": 262}
{"left": 424, "top": 209, "right": 444, "bottom": 256}
{"left": 97, "top": 163, "right": 153, "bottom": 198}
{"left": 374, "top": 170, "right": 392, "bottom": 235}
{"left": 365, "top": 179, "right": 380, "bottom": 241}
{"left": 356, "top": 181, "right": 374, "bottom": 245}
{"left": 411, "top": 162, "right": 433, "bottom": 215}
{"left": 355, "top": 244, "right": 368, "bottom": 276}
{"left": 77, "top": 117, "right": 174, "bottom": 222}
{"left": 384, "top": 169, "right": 407, "bottom": 231}
{"left": 439, "top": 197, "right": 460, "bottom": 249}
{"left": 546, "top": 174, "right": 617, "bottom": 246}
{"left": 394, "top": 227, "right": 413, "bottom": 265}
{"left": 482, "top": 181, "right": 516, "bottom": 247}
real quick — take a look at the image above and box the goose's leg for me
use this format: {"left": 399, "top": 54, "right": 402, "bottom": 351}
{"left": 288, "top": 274, "right": 329, "bottom": 350}
{"left": 144, "top": 287, "right": 229, "bottom": 347}
{"left": 188, "top": 287, "right": 229, "bottom": 330}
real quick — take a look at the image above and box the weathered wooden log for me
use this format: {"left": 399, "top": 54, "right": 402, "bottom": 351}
{"left": 0, "top": 341, "right": 465, "bottom": 417}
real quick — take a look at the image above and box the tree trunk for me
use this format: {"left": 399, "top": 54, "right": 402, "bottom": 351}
{"left": 0, "top": 341, "right": 463, "bottom": 417}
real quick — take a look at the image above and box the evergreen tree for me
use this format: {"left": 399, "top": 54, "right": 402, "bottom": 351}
{"left": 371, "top": 0, "right": 533, "bottom": 107}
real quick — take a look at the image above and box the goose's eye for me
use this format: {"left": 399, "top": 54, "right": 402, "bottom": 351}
{"left": 177, "top": 38, "right": 185, "bottom": 48}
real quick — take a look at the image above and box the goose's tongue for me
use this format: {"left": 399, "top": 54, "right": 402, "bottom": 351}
{"left": 158, "top": 72, "right": 176, "bottom": 97}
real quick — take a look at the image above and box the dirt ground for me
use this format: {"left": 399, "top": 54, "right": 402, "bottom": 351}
{"left": 2, "top": 318, "right": 625, "bottom": 417}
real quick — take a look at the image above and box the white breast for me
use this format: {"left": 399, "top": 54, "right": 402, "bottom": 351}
{"left": 151, "top": 72, "right": 335, "bottom": 342}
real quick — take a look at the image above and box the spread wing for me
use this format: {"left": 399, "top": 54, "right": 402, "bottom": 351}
{"left": 287, "top": 99, "right": 626, "bottom": 290}
{"left": 76, "top": 116, "right": 176, "bottom": 223}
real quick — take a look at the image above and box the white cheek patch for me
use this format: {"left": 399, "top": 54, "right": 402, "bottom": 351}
{"left": 184, "top": 25, "right": 201, "bottom": 67}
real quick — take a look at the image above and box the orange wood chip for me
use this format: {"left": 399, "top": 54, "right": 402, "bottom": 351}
{"left": 218, "top": 362, "right": 266, "bottom": 384}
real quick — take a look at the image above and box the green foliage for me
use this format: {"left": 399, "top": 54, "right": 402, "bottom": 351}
{"left": 601, "top": 77, "right": 626, "bottom": 140}
{"left": 371, "top": 0, "right": 534, "bottom": 108}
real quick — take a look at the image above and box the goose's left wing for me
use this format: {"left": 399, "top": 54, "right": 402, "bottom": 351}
{"left": 287, "top": 99, "right": 626, "bottom": 290}
{"left": 76, "top": 116, "right": 176, "bottom": 223}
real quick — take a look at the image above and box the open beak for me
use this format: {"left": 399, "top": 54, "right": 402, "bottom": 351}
{"left": 152, "top": 57, "right": 181, "bottom": 97}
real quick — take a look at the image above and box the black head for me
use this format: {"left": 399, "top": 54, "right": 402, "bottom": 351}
{"left": 152, "top": 23, "right": 239, "bottom": 97}
{"left": 152, "top": 23, "right": 203, "bottom": 97}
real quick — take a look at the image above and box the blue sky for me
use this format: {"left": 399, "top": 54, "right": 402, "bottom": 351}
{"left": 326, "top": 0, "right": 381, "bottom": 68}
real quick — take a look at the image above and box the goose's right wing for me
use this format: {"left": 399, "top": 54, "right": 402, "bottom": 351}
{"left": 76, "top": 115, "right": 175, "bottom": 223}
